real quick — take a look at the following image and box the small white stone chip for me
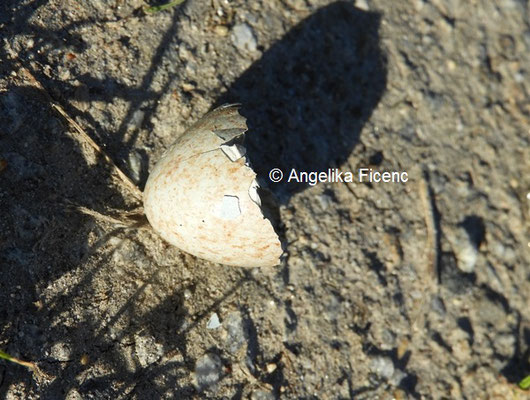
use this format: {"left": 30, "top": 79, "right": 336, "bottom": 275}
{"left": 207, "top": 313, "right": 221, "bottom": 329}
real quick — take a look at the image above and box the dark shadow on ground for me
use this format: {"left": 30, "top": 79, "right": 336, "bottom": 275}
{"left": 215, "top": 1, "right": 387, "bottom": 204}
{"left": 0, "top": 0, "right": 183, "bottom": 186}
{"left": 0, "top": 0, "right": 388, "bottom": 398}
{"left": 500, "top": 312, "right": 530, "bottom": 386}
{"left": 0, "top": 0, "right": 195, "bottom": 397}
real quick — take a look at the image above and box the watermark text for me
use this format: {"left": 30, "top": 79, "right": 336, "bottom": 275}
{"left": 268, "top": 168, "right": 408, "bottom": 186}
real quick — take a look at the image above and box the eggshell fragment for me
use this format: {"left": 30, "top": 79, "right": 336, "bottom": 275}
{"left": 143, "top": 104, "right": 283, "bottom": 267}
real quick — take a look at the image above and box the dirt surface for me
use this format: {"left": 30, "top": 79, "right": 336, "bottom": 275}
{"left": 1, "top": 0, "right": 529, "bottom": 399}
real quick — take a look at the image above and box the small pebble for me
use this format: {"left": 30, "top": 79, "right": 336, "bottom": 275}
{"left": 430, "top": 296, "right": 446, "bottom": 316}
{"left": 80, "top": 354, "right": 89, "bottom": 365}
{"left": 455, "top": 242, "right": 478, "bottom": 273}
{"left": 266, "top": 363, "right": 277, "bottom": 373}
{"left": 65, "top": 389, "right": 83, "bottom": 400}
{"left": 317, "top": 192, "right": 333, "bottom": 210}
{"left": 135, "top": 335, "right": 164, "bottom": 367}
{"left": 195, "top": 353, "right": 223, "bottom": 391}
{"left": 356, "top": 0, "right": 370, "bottom": 10}
{"left": 181, "top": 82, "right": 195, "bottom": 92}
{"left": 231, "top": 23, "right": 257, "bottom": 52}
{"left": 207, "top": 313, "right": 221, "bottom": 329}
{"left": 494, "top": 333, "right": 516, "bottom": 358}
{"left": 251, "top": 390, "right": 275, "bottom": 400}
{"left": 225, "top": 312, "right": 246, "bottom": 353}
{"left": 50, "top": 342, "right": 71, "bottom": 361}
{"left": 214, "top": 25, "right": 229, "bottom": 36}
{"left": 128, "top": 151, "right": 142, "bottom": 184}
{"left": 57, "top": 66, "right": 71, "bottom": 80}
{"left": 370, "top": 356, "right": 394, "bottom": 380}
{"left": 129, "top": 109, "right": 145, "bottom": 129}
{"left": 449, "top": 227, "right": 478, "bottom": 273}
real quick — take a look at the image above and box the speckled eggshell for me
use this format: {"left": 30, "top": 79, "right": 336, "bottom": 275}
{"left": 143, "top": 104, "right": 283, "bottom": 267}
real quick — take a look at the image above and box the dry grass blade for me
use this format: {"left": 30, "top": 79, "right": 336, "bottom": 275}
{"left": 408, "top": 171, "right": 441, "bottom": 333}
{"left": 51, "top": 104, "right": 143, "bottom": 202}
{"left": 0, "top": 349, "right": 54, "bottom": 383}
{"left": 144, "top": 0, "right": 186, "bottom": 13}
{"left": 418, "top": 174, "right": 438, "bottom": 280}
{"left": 16, "top": 63, "right": 143, "bottom": 202}
{"left": 73, "top": 205, "right": 148, "bottom": 229}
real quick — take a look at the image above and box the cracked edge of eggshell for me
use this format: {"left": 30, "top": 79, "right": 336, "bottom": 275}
{"left": 214, "top": 106, "right": 284, "bottom": 263}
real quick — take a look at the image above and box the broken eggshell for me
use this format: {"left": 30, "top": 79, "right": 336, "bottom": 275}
{"left": 143, "top": 104, "right": 283, "bottom": 267}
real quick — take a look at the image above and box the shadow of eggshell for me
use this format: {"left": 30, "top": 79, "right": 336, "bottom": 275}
{"left": 143, "top": 104, "right": 283, "bottom": 267}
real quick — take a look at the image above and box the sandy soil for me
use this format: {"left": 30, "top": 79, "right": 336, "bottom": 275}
{"left": 0, "top": 0, "right": 529, "bottom": 398}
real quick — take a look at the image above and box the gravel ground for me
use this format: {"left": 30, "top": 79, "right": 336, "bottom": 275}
{"left": 1, "top": 0, "right": 529, "bottom": 399}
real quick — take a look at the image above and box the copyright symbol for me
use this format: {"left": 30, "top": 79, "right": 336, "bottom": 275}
{"left": 269, "top": 168, "right": 283, "bottom": 182}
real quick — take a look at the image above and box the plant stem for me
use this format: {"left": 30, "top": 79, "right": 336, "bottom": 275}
{"left": 145, "top": 0, "right": 186, "bottom": 13}
{"left": 0, "top": 349, "right": 37, "bottom": 370}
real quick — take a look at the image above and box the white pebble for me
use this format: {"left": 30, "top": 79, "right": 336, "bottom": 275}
{"left": 134, "top": 335, "right": 164, "bottom": 367}
{"left": 231, "top": 23, "right": 257, "bottom": 52}
{"left": 370, "top": 356, "right": 394, "bottom": 379}
{"left": 207, "top": 313, "right": 221, "bottom": 329}
{"left": 195, "top": 353, "right": 223, "bottom": 390}
{"left": 356, "top": 0, "right": 370, "bottom": 10}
